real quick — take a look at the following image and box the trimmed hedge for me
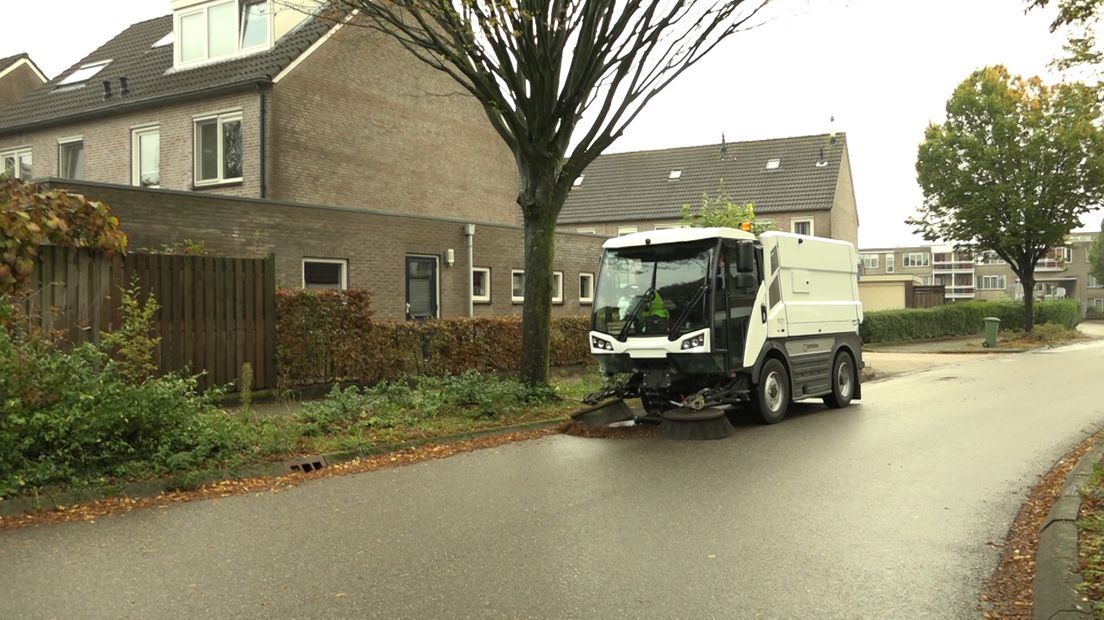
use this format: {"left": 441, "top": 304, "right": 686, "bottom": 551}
{"left": 276, "top": 289, "right": 591, "bottom": 386}
{"left": 861, "top": 300, "right": 1081, "bottom": 344}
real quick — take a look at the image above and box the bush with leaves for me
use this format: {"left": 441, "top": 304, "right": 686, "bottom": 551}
{"left": 101, "top": 283, "right": 160, "bottom": 384}
{"left": 679, "top": 183, "right": 774, "bottom": 233}
{"left": 860, "top": 300, "right": 1081, "bottom": 344}
{"left": 0, "top": 177, "right": 127, "bottom": 295}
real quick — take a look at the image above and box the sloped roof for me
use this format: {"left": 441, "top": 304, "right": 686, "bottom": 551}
{"left": 0, "top": 11, "right": 335, "bottom": 133}
{"left": 559, "top": 133, "right": 848, "bottom": 224}
{"left": 0, "top": 54, "right": 29, "bottom": 73}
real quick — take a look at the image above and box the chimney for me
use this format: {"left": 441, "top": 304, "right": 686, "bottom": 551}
{"left": 102, "top": 80, "right": 113, "bottom": 100}
{"left": 119, "top": 76, "right": 129, "bottom": 95}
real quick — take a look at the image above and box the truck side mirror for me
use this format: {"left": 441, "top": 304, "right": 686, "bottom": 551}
{"left": 734, "top": 273, "right": 757, "bottom": 291}
{"left": 736, "top": 241, "right": 755, "bottom": 273}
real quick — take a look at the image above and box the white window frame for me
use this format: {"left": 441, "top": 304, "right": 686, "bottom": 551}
{"left": 301, "top": 258, "right": 348, "bottom": 290}
{"left": 579, "top": 272, "right": 594, "bottom": 304}
{"left": 885, "top": 254, "right": 895, "bottom": 274}
{"left": 765, "top": 158, "right": 781, "bottom": 170}
{"left": 552, "top": 271, "right": 564, "bottom": 304}
{"left": 1092, "top": 298, "right": 1104, "bottom": 312}
{"left": 174, "top": 0, "right": 274, "bottom": 68}
{"left": 861, "top": 254, "right": 879, "bottom": 269}
{"left": 1057, "top": 246, "right": 1073, "bottom": 262}
{"left": 1089, "top": 274, "right": 1103, "bottom": 289}
{"left": 790, "top": 218, "right": 814, "bottom": 236}
{"left": 511, "top": 269, "right": 525, "bottom": 303}
{"left": 57, "top": 136, "right": 84, "bottom": 180}
{"left": 131, "top": 126, "right": 161, "bottom": 188}
{"left": 575, "top": 227, "right": 596, "bottom": 234}
{"left": 472, "top": 266, "right": 491, "bottom": 303}
{"left": 903, "top": 252, "right": 931, "bottom": 268}
{"left": 194, "top": 110, "right": 243, "bottom": 186}
{"left": 1, "top": 147, "right": 32, "bottom": 179}
{"left": 617, "top": 226, "right": 638, "bottom": 236}
{"left": 57, "top": 60, "right": 111, "bottom": 86}
{"left": 668, "top": 169, "right": 682, "bottom": 180}
{"left": 979, "top": 275, "right": 1006, "bottom": 291}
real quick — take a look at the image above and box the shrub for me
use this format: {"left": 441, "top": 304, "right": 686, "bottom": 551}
{"left": 0, "top": 299, "right": 244, "bottom": 497}
{"left": 100, "top": 283, "right": 160, "bottom": 384}
{"left": 276, "top": 289, "right": 592, "bottom": 387}
{"left": 861, "top": 300, "right": 1081, "bottom": 343}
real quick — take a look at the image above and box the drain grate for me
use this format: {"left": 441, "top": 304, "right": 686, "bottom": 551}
{"left": 286, "top": 455, "right": 329, "bottom": 473}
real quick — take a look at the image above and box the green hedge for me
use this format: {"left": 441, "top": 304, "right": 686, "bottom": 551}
{"left": 861, "top": 300, "right": 1081, "bottom": 344}
{"left": 275, "top": 289, "right": 591, "bottom": 387}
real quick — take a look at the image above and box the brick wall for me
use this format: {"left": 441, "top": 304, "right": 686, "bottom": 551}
{"left": 45, "top": 180, "right": 606, "bottom": 321}
{"left": 270, "top": 17, "right": 520, "bottom": 226}
{"left": 0, "top": 62, "right": 45, "bottom": 110}
{"left": 829, "top": 146, "right": 860, "bottom": 246}
{"left": 0, "top": 90, "right": 263, "bottom": 198}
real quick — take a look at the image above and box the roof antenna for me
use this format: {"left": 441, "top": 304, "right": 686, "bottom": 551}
{"left": 829, "top": 115, "right": 837, "bottom": 144}
{"left": 720, "top": 132, "right": 727, "bottom": 159}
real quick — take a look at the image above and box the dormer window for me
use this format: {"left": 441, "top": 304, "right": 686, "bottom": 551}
{"left": 174, "top": 0, "right": 272, "bottom": 68}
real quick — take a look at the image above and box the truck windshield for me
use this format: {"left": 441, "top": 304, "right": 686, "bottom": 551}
{"left": 593, "top": 241, "right": 714, "bottom": 339}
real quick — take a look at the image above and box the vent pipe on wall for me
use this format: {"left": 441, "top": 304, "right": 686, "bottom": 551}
{"left": 102, "top": 80, "right": 112, "bottom": 99}
{"left": 119, "top": 76, "right": 129, "bottom": 95}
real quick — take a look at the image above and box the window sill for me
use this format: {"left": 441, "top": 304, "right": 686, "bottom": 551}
{"left": 192, "top": 180, "right": 243, "bottom": 191}
{"left": 473, "top": 298, "right": 492, "bottom": 304}
{"left": 511, "top": 299, "right": 524, "bottom": 304}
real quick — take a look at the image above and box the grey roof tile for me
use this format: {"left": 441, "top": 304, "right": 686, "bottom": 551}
{"left": 0, "top": 10, "right": 336, "bottom": 133}
{"left": 559, "top": 133, "right": 847, "bottom": 224}
{"left": 0, "top": 53, "right": 30, "bottom": 74}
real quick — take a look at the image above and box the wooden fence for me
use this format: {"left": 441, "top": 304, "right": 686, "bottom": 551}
{"left": 22, "top": 246, "right": 276, "bottom": 391}
{"left": 911, "top": 285, "right": 946, "bottom": 309}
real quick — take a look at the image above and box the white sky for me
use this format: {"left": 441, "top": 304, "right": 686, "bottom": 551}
{"left": 4, "top": 0, "right": 1101, "bottom": 247}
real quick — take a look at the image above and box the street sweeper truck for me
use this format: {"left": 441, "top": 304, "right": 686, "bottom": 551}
{"left": 578, "top": 227, "right": 863, "bottom": 427}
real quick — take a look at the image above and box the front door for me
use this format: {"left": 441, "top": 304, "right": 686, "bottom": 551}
{"left": 405, "top": 256, "right": 439, "bottom": 319}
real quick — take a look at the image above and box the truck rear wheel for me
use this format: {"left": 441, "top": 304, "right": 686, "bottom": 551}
{"left": 823, "top": 351, "right": 854, "bottom": 409}
{"left": 754, "top": 358, "right": 789, "bottom": 424}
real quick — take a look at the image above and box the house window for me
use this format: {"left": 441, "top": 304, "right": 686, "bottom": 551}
{"left": 194, "top": 111, "right": 242, "bottom": 185}
{"left": 617, "top": 226, "right": 638, "bottom": 236}
{"left": 1093, "top": 299, "right": 1104, "bottom": 312}
{"left": 790, "top": 218, "right": 813, "bottom": 236}
{"left": 511, "top": 270, "right": 525, "bottom": 303}
{"left": 1057, "top": 247, "right": 1073, "bottom": 262}
{"left": 1, "top": 148, "right": 31, "bottom": 179}
{"left": 974, "top": 251, "right": 1004, "bottom": 265}
{"left": 57, "top": 138, "right": 84, "bottom": 180}
{"left": 668, "top": 170, "right": 682, "bottom": 180}
{"left": 575, "top": 227, "right": 596, "bottom": 234}
{"left": 920, "top": 276, "right": 932, "bottom": 285}
{"left": 472, "top": 267, "right": 491, "bottom": 303}
{"left": 979, "top": 275, "right": 1007, "bottom": 290}
{"left": 302, "top": 258, "right": 347, "bottom": 290}
{"left": 132, "top": 127, "right": 160, "bottom": 188}
{"left": 765, "top": 158, "right": 781, "bottom": 170}
{"left": 1089, "top": 274, "right": 1103, "bottom": 289}
{"left": 580, "top": 272, "right": 594, "bottom": 304}
{"left": 861, "top": 254, "right": 879, "bottom": 269}
{"left": 553, "top": 271, "right": 564, "bottom": 304}
{"left": 903, "top": 252, "right": 931, "bottom": 268}
{"left": 176, "top": 0, "right": 272, "bottom": 66}
{"left": 57, "top": 60, "right": 110, "bottom": 86}
{"left": 885, "top": 254, "right": 895, "bottom": 273}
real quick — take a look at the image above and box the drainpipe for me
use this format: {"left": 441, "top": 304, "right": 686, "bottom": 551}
{"left": 464, "top": 224, "right": 476, "bottom": 317}
{"left": 259, "top": 86, "right": 267, "bottom": 199}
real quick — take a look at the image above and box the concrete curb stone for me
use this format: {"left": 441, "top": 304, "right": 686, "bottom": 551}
{"left": 1033, "top": 443, "right": 1104, "bottom": 619}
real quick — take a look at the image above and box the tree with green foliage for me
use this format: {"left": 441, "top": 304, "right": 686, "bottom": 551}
{"left": 1090, "top": 219, "right": 1104, "bottom": 283}
{"left": 679, "top": 185, "right": 774, "bottom": 233}
{"left": 333, "top": 0, "right": 769, "bottom": 386}
{"left": 1029, "top": 0, "right": 1104, "bottom": 69}
{"left": 909, "top": 66, "right": 1104, "bottom": 331}
{"left": 0, "top": 177, "right": 127, "bottom": 295}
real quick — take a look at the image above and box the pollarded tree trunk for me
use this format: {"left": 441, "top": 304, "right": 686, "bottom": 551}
{"left": 1022, "top": 271, "right": 1036, "bottom": 332}
{"left": 516, "top": 170, "right": 567, "bottom": 387}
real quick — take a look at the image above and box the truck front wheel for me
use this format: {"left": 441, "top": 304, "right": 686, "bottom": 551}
{"left": 823, "top": 351, "right": 854, "bottom": 409}
{"left": 754, "top": 358, "right": 790, "bottom": 424}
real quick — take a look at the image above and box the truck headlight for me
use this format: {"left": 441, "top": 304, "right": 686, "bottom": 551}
{"left": 592, "top": 336, "right": 614, "bottom": 351}
{"left": 680, "top": 334, "right": 705, "bottom": 350}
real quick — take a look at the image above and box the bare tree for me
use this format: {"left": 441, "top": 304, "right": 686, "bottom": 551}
{"left": 331, "top": 0, "right": 770, "bottom": 385}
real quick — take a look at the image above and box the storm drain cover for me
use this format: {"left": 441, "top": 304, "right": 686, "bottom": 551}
{"left": 286, "top": 455, "right": 329, "bottom": 473}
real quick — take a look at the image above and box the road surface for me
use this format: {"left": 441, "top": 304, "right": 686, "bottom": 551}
{"left": 3, "top": 338, "right": 1104, "bottom": 618}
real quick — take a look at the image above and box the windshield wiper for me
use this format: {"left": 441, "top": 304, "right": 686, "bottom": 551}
{"left": 668, "top": 282, "right": 708, "bottom": 339}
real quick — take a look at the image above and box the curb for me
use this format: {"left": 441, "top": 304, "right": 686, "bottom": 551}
{"left": 0, "top": 417, "right": 566, "bottom": 519}
{"left": 1033, "top": 442, "right": 1104, "bottom": 619}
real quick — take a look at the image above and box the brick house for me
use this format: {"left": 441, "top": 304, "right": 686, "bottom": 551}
{"left": 0, "top": 1, "right": 606, "bottom": 320}
{"left": 858, "top": 233, "right": 1104, "bottom": 315}
{"left": 557, "top": 133, "right": 860, "bottom": 246}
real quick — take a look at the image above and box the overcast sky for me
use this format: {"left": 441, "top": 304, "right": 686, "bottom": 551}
{"left": 4, "top": 0, "right": 1100, "bottom": 247}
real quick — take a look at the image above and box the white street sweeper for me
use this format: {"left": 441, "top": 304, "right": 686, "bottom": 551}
{"left": 576, "top": 227, "right": 863, "bottom": 434}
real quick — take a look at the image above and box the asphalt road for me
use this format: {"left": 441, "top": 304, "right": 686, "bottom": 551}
{"left": 3, "top": 338, "right": 1104, "bottom": 619}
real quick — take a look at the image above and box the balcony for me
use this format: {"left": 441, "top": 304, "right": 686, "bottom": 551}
{"left": 1034, "top": 258, "right": 1066, "bottom": 272}
{"left": 932, "top": 261, "right": 975, "bottom": 272}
